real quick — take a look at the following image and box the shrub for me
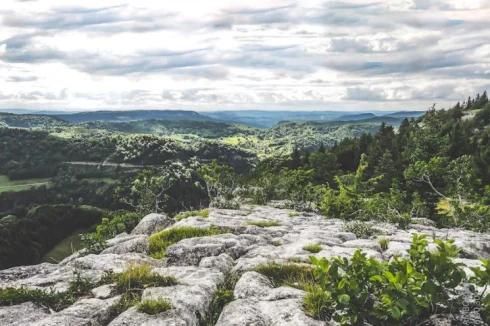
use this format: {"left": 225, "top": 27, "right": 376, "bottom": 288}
{"left": 303, "top": 244, "right": 322, "bottom": 253}
{"left": 247, "top": 221, "right": 281, "bottom": 227}
{"left": 149, "top": 226, "right": 223, "bottom": 259}
{"left": 342, "top": 221, "right": 381, "bottom": 239}
{"left": 306, "top": 234, "right": 490, "bottom": 325}
{"left": 254, "top": 262, "right": 315, "bottom": 289}
{"left": 174, "top": 209, "right": 209, "bottom": 221}
{"left": 136, "top": 298, "right": 172, "bottom": 315}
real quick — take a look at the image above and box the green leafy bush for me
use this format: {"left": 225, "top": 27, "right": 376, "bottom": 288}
{"left": 306, "top": 234, "right": 490, "bottom": 325}
{"left": 136, "top": 298, "right": 172, "bottom": 315}
{"left": 149, "top": 226, "right": 223, "bottom": 259}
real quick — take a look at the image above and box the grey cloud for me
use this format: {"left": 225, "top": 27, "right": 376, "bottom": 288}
{"left": 6, "top": 75, "right": 38, "bottom": 82}
{"left": 343, "top": 87, "right": 386, "bottom": 101}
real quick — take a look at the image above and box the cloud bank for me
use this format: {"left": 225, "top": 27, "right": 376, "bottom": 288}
{"left": 0, "top": 0, "right": 489, "bottom": 111}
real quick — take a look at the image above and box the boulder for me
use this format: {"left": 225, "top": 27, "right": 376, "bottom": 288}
{"left": 101, "top": 236, "right": 149, "bottom": 255}
{"left": 131, "top": 213, "right": 173, "bottom": 236}
{"left": 0, "top": 302, "right": 50, "bottom": 326}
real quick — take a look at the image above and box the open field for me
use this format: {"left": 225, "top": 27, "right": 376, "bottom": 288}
{"left": 0, "top": 175, "right": 52, "bottom": 193}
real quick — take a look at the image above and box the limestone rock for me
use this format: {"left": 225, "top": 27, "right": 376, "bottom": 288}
{"left": 101, "top": 236, "right": 149, "bottom": 255}
{"left": 0, "top": 302, "right": 50, "bottom": 326}
{"left": 131, "top": 213, "right": 173, "bottom": 236}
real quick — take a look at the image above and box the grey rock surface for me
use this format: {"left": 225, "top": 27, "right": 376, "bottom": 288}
{"left": 1, "top": 205, "right": 489, "bottom": 325}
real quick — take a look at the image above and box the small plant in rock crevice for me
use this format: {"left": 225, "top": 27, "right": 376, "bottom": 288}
{"left": 378, "top": 237, "right": 390, "bottom": 251}
{"left": 174, "top": 209, "right": 209, "bottom": 221}
{"left": 303, "top": 244, "right": 323, "bottom": 253}
{"left": 136, "top": 298, "right": 172, "bottom": 315}
{"left": 199, "top": 274, "right": 240, "bottom": 326}
{"left": 149, "top": 226, "right": 223, "bottom": 259}
{"left": 247, "top": 220, "right": 282, "bottom": 227}
{"left": 254, "top": 262, "right": 315, "bottom": 290}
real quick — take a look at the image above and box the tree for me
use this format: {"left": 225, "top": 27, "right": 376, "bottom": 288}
{"left": 197, "top": 159, "right": 238, "bottom": 204}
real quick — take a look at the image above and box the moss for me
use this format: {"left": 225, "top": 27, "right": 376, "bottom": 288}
{"left": 303, "top": 244, "right": 322, "bottom": 253}
{"left": 136, "top": 298, "right": 172, "bottom": 315}
{"left": 247, "top": 220, "right": 281, "bottom": 227}
{"left": 174, "top": 209, "right": 209, "bottom": 221}
{"left": 149, "top": 226, "right": 223, "bottom": 259}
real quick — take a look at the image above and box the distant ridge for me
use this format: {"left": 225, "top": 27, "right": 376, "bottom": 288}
{"left": 56, "top": 110, "right": 215, "bottom": 123}
{"left": 334, "top": 113, "right": 376, "bottom": 121}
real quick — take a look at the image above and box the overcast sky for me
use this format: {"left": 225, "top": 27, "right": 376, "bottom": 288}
{"left": 0, "top": 0, "right": 489, "bottom": 111}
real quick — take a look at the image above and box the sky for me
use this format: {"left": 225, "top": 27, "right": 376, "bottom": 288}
{"left": 0, "top": 0, "right": 489, "bottom": 112}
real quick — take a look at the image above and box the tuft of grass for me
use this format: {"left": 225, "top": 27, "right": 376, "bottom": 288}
{"left": 247, "top": 220, "right": 282, "bottom": 227}
{"left": 107, "top": 262, "right": 178, "bottom": 314}
{"left": 272, "top": 241, "right": 282, "bottom": 246}
{"left": 149, "top": 226, "right": 223, "bottom": 259}
{"left": 289, "top": 212, "right": 300, "bottom": 217}
{"left": 378, "top": 237, "right": 390, "bottom": 251}
{"left": 342, "top": 221, "right": 381, "bottom": 239}
{"left": 254, "top": 262, "right": 315, "bottom": 290}
{"left": 303, "top": 244, "right": 322, "bottom": 253}
{"left": 174, "top": 209, "right": 209, "bottom": 221}
{"left": 136, "top": 298, "right": 172, "bottom": 315}
{"left": 304, "top": 285, "right": 334, "bottom": 321}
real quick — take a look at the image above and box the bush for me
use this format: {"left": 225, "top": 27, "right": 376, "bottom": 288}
{"left": 136, "top": 298, "right": 172, "bottom": 315}
{"left": 342, "top": 221, "right": 381, "bottom": 239}
{"left": 306, "top": 234, "right": 490, "bottom": 325}
{"left": 149, "top": 226, "right": 223, "bottom": 259}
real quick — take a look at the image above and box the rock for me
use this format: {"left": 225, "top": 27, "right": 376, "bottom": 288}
{"left": 101, "top": 236, "right": 149, "bottom": 255}
{"left": 0, "top": 302, "right": 50, "bottom": 326}
{"left": 91, "top": 284, "right": 113, "bottom": 299}
{"left": 199, "top": 253, "right": 234, "bottom": 274}
{"left": 108, "top": 306, "right": 190, "bottom": 326}
{"left": 30, "top": 296, "right": 120, "bottom": 326}
{"left": 234, "top": 272, "right": 272, "bottom": 300}
{"left": 411, "top": 218, "right": 437, "bottom": 227}
{"left": 131, "top": 213, "right": 173, "bottom": 236}
{"left": 342, "top": 239, "right": 382, "bottom": 252}
{"left": 67, "top": 253, "right": 163, "bottom": 273}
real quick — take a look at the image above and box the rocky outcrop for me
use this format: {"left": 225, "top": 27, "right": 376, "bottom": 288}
{"left": 1, "top": 205, "right": 489, "bottom": 326}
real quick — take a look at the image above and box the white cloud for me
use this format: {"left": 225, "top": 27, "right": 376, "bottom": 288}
{"left": 0, "top": 0, "right": 489, "bottom": 111}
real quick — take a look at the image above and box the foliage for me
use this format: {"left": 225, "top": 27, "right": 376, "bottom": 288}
{"left": 306, "top": 234, "right": 489, "bottom": 325}
{"left": 378, "top": 238, "right": 390, "bottom": 251}
{"left": 136, "top": 298, "right": 172, "bottom": 315}
{"left": 246, "top": 220, "right": 281, "bottom": 227}
{"left": 0, "top": 204, "right": 105, "bottom": 269}
{"left": 342, "top": 221, "right": 381, "bottom": 239}
{"left": 303, "top": 244, "right": 323, "bottom": 253}
{"left": 197, "top": 159, "right": 240, "bottom": 206}
{"left": 81, "top": 211, "right": 140, "bottom": 254}
{"left": 149, "top": 226, "right": 224, "bottom": 259}
{"left": 199, "top": 274, "right": 239, "bottom": 326}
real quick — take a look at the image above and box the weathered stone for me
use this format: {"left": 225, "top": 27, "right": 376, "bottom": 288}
{"left": 91, "top": 284, "right": 113, "bottom": 299}
{"left": 199, "top": 253, "right": 234, "bottom": 274}
{"left": 67, "top": 253, "right": 163, "bottom": 273}
{"left": 101, "top": 236, "right": 149, "bottom": 255}
{"left": 131, "top": 213, "right": 173, "bottom": 236}
{"left": 234, "top": 272, "right": 272, "bottom": 300}
{"left": 0, "top": 302, "right": 50, "bottom": 326}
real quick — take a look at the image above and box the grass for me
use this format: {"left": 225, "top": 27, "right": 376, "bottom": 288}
{"left": 136, "top": 298, "right": 172, "bottom": 315}
{"left": 272, "top": 241, "right": 282, "bottom": 246}
{"left": 199, "top": 274, "right": 240, "bottom": 326}
{"left": 304, "top": 285, "right": 333, "bottom": 321}
{"left": 303, "top": 244, "right": 322, "bottom": 253}
{"left": 85, "top": 177, "right": 116, "bottom": 184}
{"left": 247, "top": 220, "right": 282, "bottom": 227}
{"left": 41, "top": 228, "right": 90, "bottom": 263}
{"left": 174, "top": 209, "right": 209, "bottom": 221}
{"left": 0, "top": 175, "right": 51, "bottom": 193}
{"left": 107, "top": 263, "right": 178, "bottom": 314}
{"left": 378, "top": 238, "right": 390, "bottom": 251}
{"left": 254, "top": 262, "right": 315, "bottom": 290}
{"left": 289, "top": 212, "right": 300, "bottom": 217}
{"left": 149, "top": 226, "right": 223, "bottom": 259}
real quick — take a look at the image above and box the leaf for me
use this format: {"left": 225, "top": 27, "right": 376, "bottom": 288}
{"left": 338, "top": 294, "right": 350, "bottom": 304}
